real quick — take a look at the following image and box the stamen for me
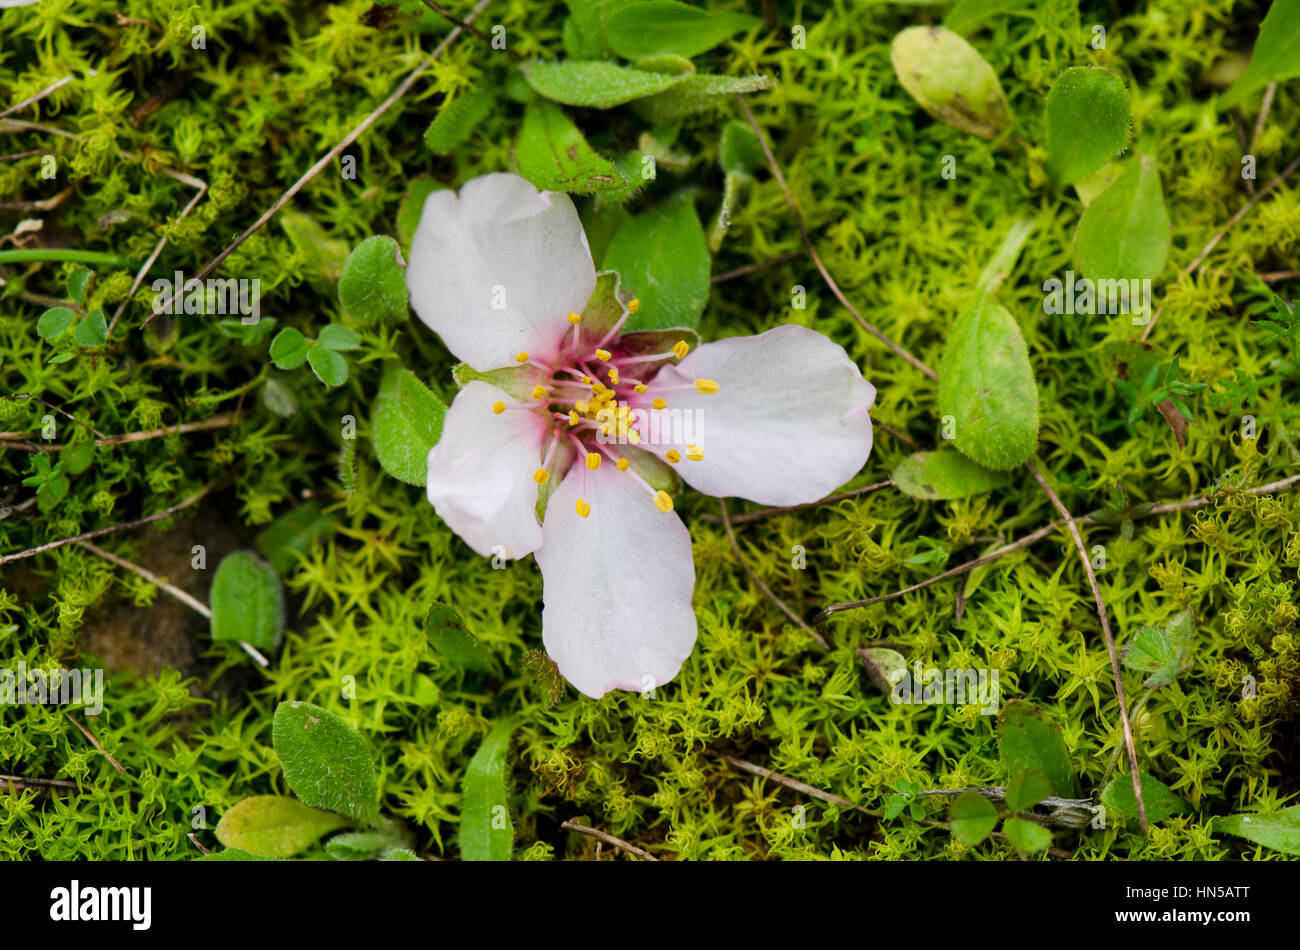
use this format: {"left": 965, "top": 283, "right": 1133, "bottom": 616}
{"left": 694, "top": 379, "right": 719, "bottom": 394}
{"left": 665, "top": 450, "right": 681, "bottom": 464}
{"left": 530, "top": 384, "right": 548, "bottom": 399}
{"left": 628, "top": 298, "right": 640, "bottom": 314}
{"left": 633, "top": 384, "right": 648, "bottom": 394}
{"left": 593, "top": 348, "right": 612, "bottom": 361}
{"left": 533, "top": 468, "right": 549, "bottom": 484}
{"left": 492, "top": 401, "right": 506, "bottom": 415}
{"left": 568, "top": 411, "right": 580, "bottom": 426}
{"left": 567, "top": 311, "right": 581, "bottom": 325}
{"left": 686, "top": 445, "right": 703, "bottom": 461}
{"left": 652, "top": 397, "right": 667, "bottom": 410}
{"left": 575, "top": 498, "right": 591, "bottom": 518}
{"left": 653, "top": 490, "right": 673, "bottom": 513}
{"left": 672, "top": 341, "right": 690, "bottom": 359}
{"left": 617, "top": 458, "right": 630, "bottom": 472}
{"left": 515, "top": 352, "right": 529, "bottom": 363}
{"left": 585, "top": 452, "right": 601, "bottom": 471}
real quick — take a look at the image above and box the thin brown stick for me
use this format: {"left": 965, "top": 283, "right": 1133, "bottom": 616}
{"left": 419, "top": 0, "right": 523, "bottom": 59}
{"left": 0, "top": 476, "right": 222, "bottom": 567}
{"left": 64, "top": 712, "right": 126, "bottom": 776}
{"left": 719, "top": 755, "right": 872, "bottom": 814}
{"left": 0, "top": 773, "right": 77, "bottom": 789}
{"left": 1025, "top": 461, "right": 1145, "bottom": 832}
{"left": 2, "top": 393, "right": 107, "bottom": 439}
{"left": 718, "top": 499, "right": 828, "bottom": 649}
{"left": 188, "top": 833, "right": 211, "bottom": 856}
{"left": 561, "top": 820, "right": 659, "bottom": 861}
{"left": 0, "top": 412, "right": 237, "bottom": 453}
{"left": 1249, "top": 83, "right": 1276, "bottom": 157}
{"left": 144, "top": 0, "right": 492, "bottom": 325}
{"left": 710, "top": 250, "right": 804, "bottom": 283}
{"left": 735, "top": 95, "right": 939, "bottom": 381}
{"left": 700, "top": 479, "right": 893, "bottom": 525}
{"left": 0, "top": 147, "right": 54, "bottom": 163}
{"left": 871, "top": 418, "right": 921, "bottom": 449}
{"left": 0, "top": 76, "right": 74, "bottom": 121}
{"left": 1258, "top": 270, "right": 1300, "bottom": 283}
{"left": 1141, "top": 151, "right": 1300, "bottom": 341}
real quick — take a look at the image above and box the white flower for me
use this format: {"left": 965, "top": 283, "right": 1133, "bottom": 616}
{"left": 408, "top": 173, "right": 876, "bottom": 698}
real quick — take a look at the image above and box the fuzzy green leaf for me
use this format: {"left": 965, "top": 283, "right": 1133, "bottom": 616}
{"left": 279, "top": 209, "right": 349, "bottom": 283}
{"left": 307, "top": 345, "right": 348, "bottom": 387}
{"left": 997, "top": 700, "right": 1074, "bottom": 797}
{"left": 719, "top": 120, "right": 763, "bottom": 178}
{"left": 1075, "top": 153, "right": 1170, "bottom": 284}
{"left": 892, "top": 449, "right": 1012, "bottom": 500}
{"left": 1001, "top": 816, "right": 1052, "bottom": 853}
{"left": 209, "top": 551, "right": 284, "bottom": 651}
{"left": 215, "top": 795, "right": 348, "bottom": 858}
{"left": 1101, "top": 772, "right": 1190, "bottom": 825}
{"left": 270, "top": 327, "right": 309, "bottom": 369}
{"left": 273, "top": 700, "right": 379, "bottom": 824}
{"left": 1044, "top": 66, "right": 1131, "bottom": 187}
{"left": 631, "top": 73, "right": 772, "bottom": 124}
{"left": 37, "top": 307, "right": 77, "bottom": 339}
{"left": 338, "top": 236, "right": 407, "bottom": 327}
{"left": 515, "top": 100, "right": 629, "bottom": 195}
{"left": 260, "top": 376, "right": 298, "bottom": 417}
{"left": 373, "top": 363, "right": 447, "bottom": 487}
{"left": 890, "top": 26, "right": 1011, "bottom": 139}
{"left": 316, "top": 324, "right": 361, "bottom": 351}
{"left": 424, "top": 602, "right": 495, "bottom": 674}
{"left": 1122, "top": 610, "right": 1194, "bottom": 688}
{"left": 605, "top": 1, "right": 758, "bottom": 60}
{"left": 520, "top": 60, "right": 687, "bottom": 109}
{"left": 948, "top": 791, "right": 999, "bottom": 845}
{"left": 424, "top": 89, "right": 495, "bottom": 154}
{"left": 73, "top": 309, "right": 107, "bottom": 346}
{"left": 1213, "top": 807, "right": 1300, "bottom": 856}
{"left": 1219, "top": 0, "right": 1300, "bottom": 109}
{"left": 67, "top": 267, "right": 92, "bottom": 305}
{"left": 1005, "top": 768, "right": 1054, "bottom": 811}
{"left": 938, "top": 298, "right": 1039, "bottom": 471}
{"left": 602, "top": 194, "right": 710, "bottom": 331}
{"left": 460, "top": 718, "right": 515, "bottom": 861}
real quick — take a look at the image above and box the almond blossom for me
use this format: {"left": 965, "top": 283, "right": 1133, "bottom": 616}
{"left": 408, "top": 173, "right": 876, "bottom": 698}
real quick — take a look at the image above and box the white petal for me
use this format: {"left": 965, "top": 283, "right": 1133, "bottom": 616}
{"left": 536, "top": 461, "right": 697, "bottom": 699}
{"left": 639, "top": 325, "right": 877, "bottom": 506}
{"left": 407, "top": 173, "right": 596, "bottom": 371}
{"left": 426, "top": 380, "right": 547, "bottom": 559}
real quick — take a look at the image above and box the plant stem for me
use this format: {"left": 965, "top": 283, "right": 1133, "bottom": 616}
{"left": 0, "top": 249, "right": 137, "bottom": 268}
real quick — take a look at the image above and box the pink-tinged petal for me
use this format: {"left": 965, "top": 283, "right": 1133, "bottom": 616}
{"left": 427, "top": 380, "right": 547, "bottom": 559}
{"left": 536, "top": 460, "right": 697, "bottom": 699}
{"left": 407, "top": 173, "right": 597, "bottom": 371}
{"left": 638, "top": 325, "right": 877, "bottom": 506}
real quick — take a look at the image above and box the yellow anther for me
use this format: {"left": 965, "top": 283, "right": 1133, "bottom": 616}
{"left": 592, "top": 381, "right": 608, "bottom": 395}
{"left": 567, "top": 311, "right": 581, "bottom": 325}
{"left": 575, "top": 399, "right": 589, "bottom": 413}
{"left": 686, "top": 444, "right": 703, "bottom": 461}
{"left": 575, "top": 498, "right": 591, "bottom": 518}
{"left": 568, "top": 410, "right": 580, "bottom": 426}
{"left": 652, "top": 397, "right": 667, "bottom": 410}
{"left": 530, "top": 384, "right": 548, "bottom": 400}
{"left": 586, "top": 452, "right": 601, "bottom": 471}
{"left": 515, "top": 352, "right": 529, "bottom": 363}
{"left": 628, "top": 429, "right": 641, "bottom": 444}
{"left": 665, "top": 450, "right": 681, "bottom": 464}
{"left": 628, "top": 299, "right": 640, "bottom": 314}
{"left": 533, "top": 468, "right": 549, "bottom": 485}
{"left": 579, "top": 375, "right": 591, "bottom": 384}
{"left": 608, "top": 368, "right": 620, "bottom": 385}
{"left": 594, "top": 348, "right": 612, "bottom": 361}
{"left": 616, "top": 458, "right": 630, "bottom": 472}
{"left": 653, "top": 490, "right": 673, "bottom": 513}
{"left": 633, "top": 384, "right": 648, "bottom": 394}
{"left": 673, "top": 341, "right": 690, "bottom": 359}
{"left": 694, "top": 378, "right": 719, "bottom": 394}
{"left": 491, "top": 401, "right": 506, "bottom": 415}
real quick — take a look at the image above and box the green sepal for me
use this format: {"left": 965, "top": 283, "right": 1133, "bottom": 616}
{"left": 452, "top": 362, "right": 548, "bottom": 400}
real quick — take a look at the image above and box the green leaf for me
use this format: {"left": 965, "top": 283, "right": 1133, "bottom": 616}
{"left": 37, "top": 307, "right": 77, "bottom": 339}
{"left": 67, "top": 267, "right": 92, "bottom": 305}
{"left": 945, "top": 0, "right": 1040, "bottom": 34}
{"left": 1219, "top": 0, "right": 1300, "bottom": 109}
{"left": 631, "top": 73, "right": 773, "bottom": 124}
{"left": 316, "top": 323, "right": 362, "bottom": 351}
{"left": 195, "top": 847, "right": 280, "bottom": 862}
{"left": 255, "top": 501, "right": 339, "bottom": 575}
{"left": 73, "top": 309, "right": 107, "bottom": 346}
{"left": 892, "top": 449, "right": 1012, "bottom": 501}
{"left": 938, "top": 298, "right": 1039, "bottom": 471}
{"left": 520, "top": 60, "right": 687, "bottom": 109}
{"left": 719, "top": 120, "right": 763, "bottom": 178}
{"left": 209, "top": 551, "right": 284, "bottom": 652}
{"left": 273, "top": 700, "right": 379, "bottom": 824}
{"left": 858, "top": 646, "right": 908, "bottom": 694}
{"left": 269, "top": 327, "right": 309, "bottom": 369}
{"left": 1004, "top": 768, "right": 1054, "bottom": 811}
{"left": 338, "top": 236, "right": 408, "bottom": 327}
{"left": 373, "top": 363, "right": 447, "bottom": 487}
{"left": 424, "top": 89, "right": 496, "bottom": 154}
{"left": 424, "top": 602, "right": 495, "bottom": 674}
{"left": 602, "top": 194, "right": 710, "bottom": 331}
{"left": 1001, "top": 816, "right": 1052, "bottom": 853}
{"left": 605, "top": 1, "right": 758, "bottom": 60}
{"left": 279, "top": 209, "right": 349, "bottom": 283}
{"left": 381, "top": 848, "right": 421, "bottom": 861}
{"left": 214, "top": 795, "right": 349, "bottom": 858}
{"left": 889, "top": 26, "right": 1012, "bottom": 139}
{"left": 307, "top": 345, "right": 348, "bottom": 388}
{"left": 948, "top": 791, "right": 999, "bottom": 846}
{"left": 1074, "top": 153, "right": 1170, "bottom": 284}
{"left": 59, "top": 441, "right": 95, "bottom": 476}
{"left": 1044, "top": 66, "right": 1131, "bottom": 188}
{"left": 1122, "top": 610, "right": 1194, "bottom": 688}
{"left": 997, "top": 700, "right": 1074, "bottom": 797}
{"left": 634, "top": 54, "right": 695, "bottom": 75}
{"left": 564, "top": 0, "right": 635, "bottom": 58}
{"left": 1100, "top": 772, "right": 1190, "bottom": 825}
{"left": 460, "top": 718, "right": 516, "bottom": 861}
{"left": 260, "top": 376, "right": 298, "bottom": 417}
{"left": 1214, "top": 807, "right": 1300, "bottom": 856}
{"left": 396, "top": 175, "right": 444, "bottom": 253}
{"left": 515, "top": 100, "right": 629, "bottom": 195}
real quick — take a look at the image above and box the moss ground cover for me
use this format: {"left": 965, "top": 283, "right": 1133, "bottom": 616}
{"left": 1, "top": 0, "right": 1299, "bottom": 861}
